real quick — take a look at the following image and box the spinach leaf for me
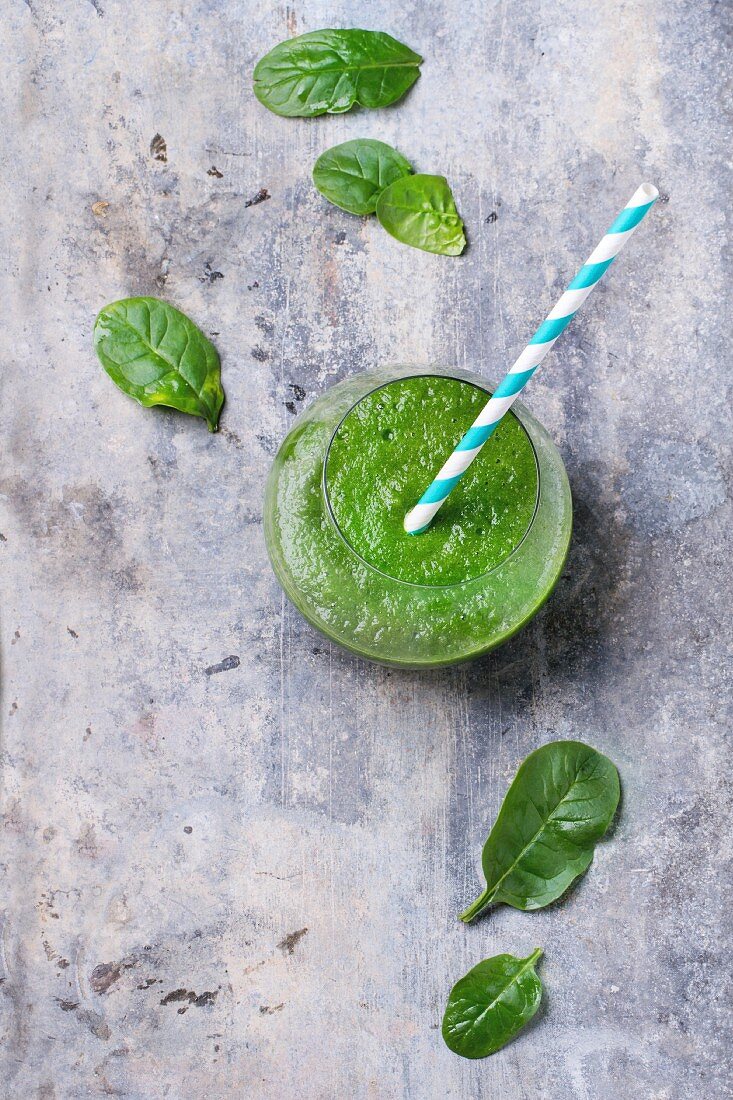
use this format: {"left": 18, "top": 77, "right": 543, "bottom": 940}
{"left": 94, "top": 297, "right": 224, "bottom": 432}
{"left": 375, "top": 174, "right": 466, "bottom": 255}
{"left": 253, "top": 29, "right": 422, "bottom": 117}
{"left": 460, "top": 741, "right": 620, "bottom": 923}
{"left": 313, "top": 139, "right": 413, "bottom": 216}
{"left": 443, "top": 949, "right": 543, "bottom": 1059}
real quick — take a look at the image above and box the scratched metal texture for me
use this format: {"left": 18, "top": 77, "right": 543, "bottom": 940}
{"left": 2, "top": 1, "right": 731, "bottom": 1097}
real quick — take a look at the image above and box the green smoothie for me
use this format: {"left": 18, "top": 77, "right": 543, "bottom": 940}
{"left": 325, "top": 376, "right": 538, "bottom": 586}
{"left": 264, "top": 366, "right": 572, "bottom": 668}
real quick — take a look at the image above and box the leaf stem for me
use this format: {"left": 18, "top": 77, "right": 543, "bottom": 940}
{"left": 527, "top": 947, "right": 543, "bottom": 966}
{"left": 459, "top": 888, "right": 493, "bottom": 924}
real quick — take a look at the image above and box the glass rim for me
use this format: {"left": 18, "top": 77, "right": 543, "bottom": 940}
{"left": 321, "top": 370, "right": 542, "bottom": 590}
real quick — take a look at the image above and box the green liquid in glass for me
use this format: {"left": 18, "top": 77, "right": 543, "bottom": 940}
{"left": 264, "top": 367, "right": 572, "bottom": 668}
{"left": 325, "top": 376, "right": 538, "bottom": 586}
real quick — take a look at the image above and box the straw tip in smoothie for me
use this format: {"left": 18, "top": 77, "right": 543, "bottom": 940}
{"left": 403, "top": 509, "right": 428, "bottom": 535}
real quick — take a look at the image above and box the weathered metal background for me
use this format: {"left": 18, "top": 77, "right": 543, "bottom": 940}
{"left": 2, "top": 1, "right": 731, "bottom": 1096}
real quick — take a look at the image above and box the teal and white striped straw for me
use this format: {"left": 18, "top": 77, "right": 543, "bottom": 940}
{"left": 404, "top": 182, "right": 659, "bottom": 535}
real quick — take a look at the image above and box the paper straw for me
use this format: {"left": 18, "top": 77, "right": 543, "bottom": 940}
{"left": 404, "top": 182, "right": 659, "bottom": 535}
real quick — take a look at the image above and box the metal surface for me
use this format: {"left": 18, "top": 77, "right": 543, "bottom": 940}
{"left": 2, "top": 1, "right": 731, "bottom": 1096}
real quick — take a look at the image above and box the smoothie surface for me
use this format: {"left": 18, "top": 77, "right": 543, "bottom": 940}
{"left": 325, "top": 375, "right": 539, "bottom": 585}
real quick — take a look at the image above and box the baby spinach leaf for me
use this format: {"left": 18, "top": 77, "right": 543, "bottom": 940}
{"left": 313, "top": 139, "right": 413, "bottom": 216}
{"left": 94, "top": 297, "right": 224, "bottom": 432}
{"left": 460, "top": 741, "right": 620, "bottom": 923}
{"left": 375, "top": 174, "right": 466, "bottom": 255}
{"left": 253, "top": 29, "right": 422, "bottom": 118}
{"left": 443, "top": 949, "right": 543, "bottom": 1059}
